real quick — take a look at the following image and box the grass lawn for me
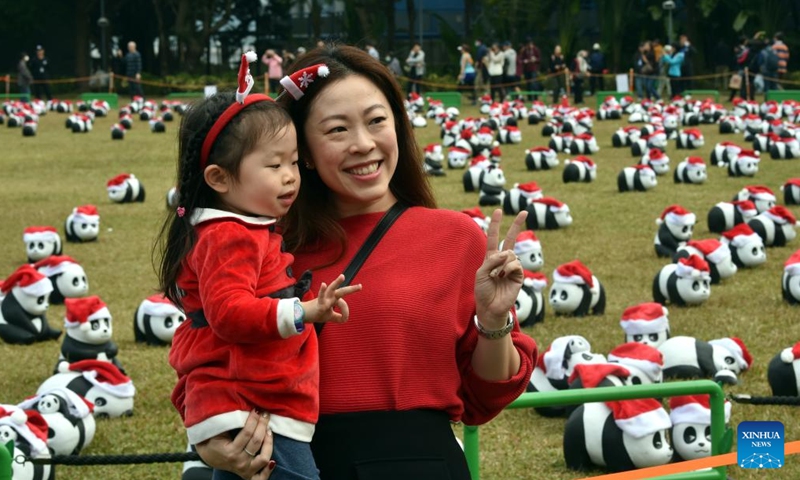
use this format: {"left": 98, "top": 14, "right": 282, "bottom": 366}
{"left": 1, "top": 94, "right": 798, "bottom": 480}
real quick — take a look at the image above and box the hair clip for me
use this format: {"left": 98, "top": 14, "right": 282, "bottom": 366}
{"left": 276, "top": 64, "right": 330, "bottom": 100}
{"left": 176, "top": 206, "right": 186, "bottom": 218}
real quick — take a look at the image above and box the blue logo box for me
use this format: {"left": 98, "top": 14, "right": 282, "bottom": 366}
{"left": 738, "top": 421, "right": 784, "bottom": 469}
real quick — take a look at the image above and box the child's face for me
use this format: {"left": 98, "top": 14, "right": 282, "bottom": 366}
{"left": 221, "top": 124, "right": 300, "bottom": 218}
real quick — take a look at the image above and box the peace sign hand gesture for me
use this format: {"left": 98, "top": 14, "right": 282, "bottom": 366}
{"left": 474, "top": 209, "right": 528, "bottom": 330}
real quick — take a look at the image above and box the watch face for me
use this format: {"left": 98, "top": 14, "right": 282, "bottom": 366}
{"left": 294, "top": 301, "right": 303, "bottom": 320}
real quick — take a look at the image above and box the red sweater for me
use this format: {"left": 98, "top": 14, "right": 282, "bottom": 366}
{"left": 169, "top": 209, "right": 317, "bottom": 444}
{"left": 293, "top": 207, "right": 537, "bottom": 425}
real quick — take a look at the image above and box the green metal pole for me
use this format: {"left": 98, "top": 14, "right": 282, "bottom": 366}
{"left": 464, "top": 425, "right": 480, "bottom": 480}
{"left": 0, "top": 441, "right": 13, "bottom": 480}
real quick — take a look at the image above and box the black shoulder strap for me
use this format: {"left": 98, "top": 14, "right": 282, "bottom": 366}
{"left": 315, "top": 202, "right": 408, "bottom": 336}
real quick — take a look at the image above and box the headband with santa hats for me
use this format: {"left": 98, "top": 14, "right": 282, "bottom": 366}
{"left": 139, "top": 294, "right": 182, "bottom": 317}
{"left": 607, "top": 398, "right": 672, "bottom": 439}
{"left": 523, "top": 270, "right": 548, "bottom": 292}
{"left": 731, "top": 200, "right": 757, "bottom": 217}
{"left": 64, "top": 296, "right": 111, "bottom": 330}
{"left": 568, "top": 363, "right": 630, "bottom": 389}
{"left": 565, "top": 156, "right": 597, "bottom": 171}
{"left": 675, "top": 255, "right": 711, "bottom": 280}
{"left": 779, "top": 341, "right": 800, "bottom": 363}
{"left": 514, "top": 230, "right": 541, "bottom": 255}
{"left": 646, "top": 149, "right": 669, "bottom": 166}
{"left": 279, "top": 63, "right": 329, "bottom": 101}
{"left": 686, "top": 239, "right": 731, "bottom": 264}
{"left": 739, "top": 185, "right": 775, "bottom": 202}
{"left": 532, "top": 197, "right": 570, "bottom": 213}
{"left": 553, "top": 260, "right": 594, "bottom": 287}
{"left": 763, "top": 206, "right": 800, "bottom": 226}
{"left": 18, "top": 387, "right": 94, "bottom": 419}
{"left": 683, "top": 157, "right": 706, "bottom": 170}
{"left": 66, "top": 360, "right": 135, "bottom": 398}
{"left": 669, "top": 394, "right": 731, "bottom": 426}
{"left": 539, "top": 335, "right": 592, "bottom": 380}
{"left": 107, "top": 173, "right": 133, "bottom": 194}
{"left": 708, "top": 337, "right": 753, "bottom": 371}
{"left": 608, "top": 342, "right": 664, "bottom": 383}
{"left": 785, "top": 250, "right": 800, "bottom": 277}
{"left": 23, "top": 226, "right": 59, "bottom": 244}
{"left": 33, "top": 255, "right": 82, "bottom": 278}
{"left": 0, "top": 404, "right": 49, "bottom": 456}
{"left": 657, "top": 205, "right": 696, "bottom": 226}
{"left": 514, "top": 181, "right": 543, "bottom": 200}
{"left": 1, "top": 264, "right": 53, "bottom": 297}
{"left": 619, "top": 303, "right": 670, "bottom": 336}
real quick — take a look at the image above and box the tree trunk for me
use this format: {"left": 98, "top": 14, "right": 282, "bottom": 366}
{"left": 153, "top": 0, "right": 170, "bottom": 75}
{"left": 464, "top": 0, "right": 473, "bottom": 39}
{"left": 385, "top": 1, "right": 396, "bottom": 54}
{"left": 74, "top": 0, "right": 93, "bottom": 86}
{"left": 407, "top": 0, "right": 416, "bottom": 44}
{"left": 311, "top": 0, "right": 322, "bottom": 41}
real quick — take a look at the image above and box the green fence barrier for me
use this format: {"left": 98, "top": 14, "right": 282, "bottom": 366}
{"left": 596, "top": 90, "right": 631, "bottom": 108}
{"left": 463, "top": 380, "right": 729, "bottom": 480}
{"left": 1, "top": 93, "right": 30, "bottom": 101}
{"left": 766, "top": 90, "right": 800, "bottom": 102}
{"left": 427, "top": 91, "right": 462, "bottom": 109}
{"left": 684, "top": 90, "right": 720, "bottom": 102}
{"left": 80, "top": 92, "right": 119, "bottom": 109}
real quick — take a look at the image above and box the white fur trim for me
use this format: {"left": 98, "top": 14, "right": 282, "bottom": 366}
{"left": 727, "top": 233, "right": 762, "bottom": 249}
{"left": 277, "top": 298, "right": 301, "bottom": 339}
{"left": 747, "top": 190, "right": 775, "bottom": 201}
{"left": 18, "top": 388, "right": 92, "bottom": 419}
{"left": 548, "top": 203, "right": 570, "bottom": 213}
{"left": 705, "top": 244, "right": 731, "bottom": 264}
{"left": 543, "top": 335, "right": 588, "bottom": 380}
{"left": 780, "top": 347, "right": 796, "bottom": 363}
{"left": 665, "top": 212, "right": 696, "bottom": 226}
{"left": 186, "top": 410, "right": 314, "bottom": 445}
{"left": 37, "top": 261, "right": 83, "bottom": 278}
{"left": 615, "top": 407, "right": 671, "bottom": 438}
{"left": 608, "top": 355, "right": 662, "bottom": 383}
{"left": 514, "top": 239, "right": 540, "bottom": 254}
{"left": 280, "top": 76, "right": 304, "bottom": 99}
{"left": 18, "top": 278, "right": 53, "bottom": 298}
{"left": 23, "top": 231, "right": 59, "bottom": 243}
{"left": 669, "top": 403, "right": 710, "bottom": 426}
{"left": 619, "top": 316, "right": 668, "bottom": 335}
{"left": 675, "top": 262, "right": 710, "bottom": 280}
{"left": 81, "top": 370, "right": 136, "bottom": 398}
{"left": 0, "top": 405, "right": 48, "bottom": 456}
{"left": 786, "top": 263, "right": 800, "bottom": 277}
{"left": 527, "top": 278, "right": 547, "bottom": 291}
{"left": 244, "top": 51, "right": 258, "bottom": 63}
{"left": 709, "top": 338, "right": 748, "bottom": 370}
{"left": 190, "top": 208, "right": 277, "bottom": 227}
{"left": 139, "top": 299, "right": 181, "bottom": 318}
{"left": 553, "top": 270, "right": 586, "bottom": 285}
{"left": 763, "top": 211, "right": 790, "bottom": 225}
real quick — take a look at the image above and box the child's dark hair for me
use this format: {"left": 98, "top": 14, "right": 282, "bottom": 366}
{"left": 155, "top": 91, "right": 292, "bottom": 307}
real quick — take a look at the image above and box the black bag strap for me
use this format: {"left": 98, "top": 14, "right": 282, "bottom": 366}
{"left": 315, "top": 202, "right": 408, "bottom": 336}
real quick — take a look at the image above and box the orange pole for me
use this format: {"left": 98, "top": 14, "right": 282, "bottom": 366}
{"left": 744, "top": 67, "right": 750, "bottom": 99}
{"left": 565, "top": 69, "right": 571, "bottom": 95}
{"left": 628, "top": 68, "right": 634, "bottom": 93}
{"left": 5, "top": 74, "right": 9, "bottom": 99}
{"left": 264, "top": 73, "right": 269, "bottom": 95}
{"left": 109, "top": 72, "right": 114, "bottom": 93}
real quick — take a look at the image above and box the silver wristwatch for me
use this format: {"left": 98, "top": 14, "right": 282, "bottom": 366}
{"left": 473, "top": 313, "right": 515, "bottom": 340}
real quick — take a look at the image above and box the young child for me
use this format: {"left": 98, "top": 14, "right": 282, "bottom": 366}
{"left": 157, "top": 54, "right": 358, "bottom": 480}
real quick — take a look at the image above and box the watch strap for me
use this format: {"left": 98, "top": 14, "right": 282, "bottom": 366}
{"left": 474, "top": 312, "right": 515, "bottom": 340}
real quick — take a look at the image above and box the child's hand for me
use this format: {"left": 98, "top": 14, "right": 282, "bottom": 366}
{"left": 302, "top": 274, "right": 362, "bottom": 324}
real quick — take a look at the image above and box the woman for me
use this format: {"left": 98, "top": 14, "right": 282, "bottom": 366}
{"left": 486, "top": 42, "right": 505, "bottom": 102}
{"left": 457, "top": 43, "right": 477, "bottom": 105}
{"left": 405, "top": 43, "right": 425, "bottom": 95}
{"left": 17, "top": 52, "right": 33, "bottom": 103}
{"left": 661, "top": 44, "right": 685, "bottom": 97}
{"left": 572, "top": 50, "right": 589, "bottom": 104}
{"left": 261, "top": 49, "right": 283, "bottom": 95}
{"left": 549, "top": 45, "right": 567, "bottom": 104}
{"left": 196, "top": 44, "right": 537, "bottom": 480}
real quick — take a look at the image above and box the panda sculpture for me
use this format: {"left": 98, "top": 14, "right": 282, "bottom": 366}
{"left": 38, "top": 360, "right": 135, "bottom": 418}
{"left": 617, "top": 165, "right": 657, "bottom": 193}
{"left": 727, "top": 149, "right": 760, "bottom": 177}
{"left": 673, "top": 157, "right": 707, "bottom": 184}
{"left": 461, "top": 207, "right": 491, "bottom": 235}
{"left": 23, "top": 226, "right": 62, "bottom": 263}
{"left": 768, "top": 136, "right": 799, "bottom": 159}
{"left": 462, "top": 156, "right": 492, "bottom": 192}
{"left": 57, "top": 296, "right": 125, "bottom": 374}
{"left": 515, "top": 271, "right": 547, "bottom": 327}
{"left": 631, "top": 130, "right": 667, "bottom": 157}
{"left": 611, "top": 126, "right": 642, "bottom": 148}
{"left": 17, "top": 388, "right": 96, "bottom": 455}
{"left": 783, "top": 250, "right": 800, "bottom": 305}
{"left": 562, "top": 156, "right": 596, "bottom": 183}
{"left": 569, "top": 133, "right": 600, "bottom": 155}
{"left": 654, "top": 205, "right": 696, "bottom": 258}
{"left": 748, "top": 206, "right": 799, "bottom": 247}
{"left": 524, "top": 146, "right": 559, "bottom": 170}
{"left": 477, "top": 166, "right": 506, "bottom": 207}
{"left": 607, "top": 342, "right": 664, "bottom": 384}
{"left": 119, "top": 114, "right": 133, "bottom": 130}
{"left": 675, "top": 128, "right": 704, "bottom": 149}
{"left": 524, "top": 197, "right": 573, "bottom": 230}
{"left": 111, "top": 123, "right": 125, "bottom": 140}
{"left": 541, "top": 119, "right": 563, "bottom": 137}
{"left": 669, "top": 395, "right": 731, "bottom": 462}
{"left": 549, "top": 260, "right": 606, "bottom": 317}
{"left": 674, "top": 239, "right": 737, "bottom": 284}
{"left": 718, "top": 115, "right": 743, "bottom": 134}
{"left": 107, "top": 173, "right": 146, "bottom": 203}
{"left": 619, "top": 303, "right": 671, "bottom": 348}
{"left": 447, "top": 146, "right": 471, "bottom": 169}
{"left": 149, "top": 117, "right": 166, "bottom": 133}
{"left": 658, "top": 336, "right": 752, "bottom": 384}
{"left": 513, "top": 230, "right": 544, "bottom": 272}
{"left": 732, "top": 185, "right": 776, "bottom": 214}
{"left": 503, "top": 182, "right": 542, "bottom": 215}
{"left": 134, "top": 294, "right": 186, "bottom": 346}
{"left": 496, "top": 125, "right": 521, "bottom": 144}
{"left": 652, "top": 254, "right": 711, "bottom": 306}
{"left": 0, "top": 405, "right": 53, "bottom": 480}
{"left": 565, "top": 363, "right": 633, "bottom": 416}
{"left": 640, "top": 148, "right": 670, "bottom": 175}
{"left": 706, "top": 200, "right": 757, "bottom": 234}
{"left": 767, "top": 342, "right": 800, "bottom": 395}
{"left": 720, "top": 223, "right": 767, "bottom": 268}
{"left": 422, "top": 143, "right": 445, "bottom": 177}
{"left": 21, "top": 120, "right": 37, "bottom": 136}
{"left": 548, "top": 133, "right": 574, "bottom": 153}
{"left": 64, "top": 204, "right": 100, "bottom": 242}
{"left": 0, "top": 265, "right": 61, "bottom": 344}
{"left": 33, "top": 255, "right": 89, "bottom": 304}
{"left": 563, "top": 398, "right": 673, "bottom": 473}
{"left": 782, "top": 178, "right": 800, "bottom": 205}
{"left": 709, "top": 141, "right": 741, "bottom": 166}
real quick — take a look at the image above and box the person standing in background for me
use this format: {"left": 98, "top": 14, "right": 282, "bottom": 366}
{"left": 17, "top": 52, "right": 33, "bottom": 103}
{"left": 365, "top": 42, "right": 380, "bottom": 61}
{"left": 261, "top": 48, "right": 283, "bottom": 95}
{"left": 457, "top": 44, "right": 477, "bottom": 105}
{"left": 385, "top": 53, "right": 403, "bottom": 79}
{"left": 588, "top": 43, "right": 605, "bottom": 96}
{"left": 29, "top": 45, "right": 52, "bottom": 101}
{"left": 549, "top": 45, "right": 567, "bottom": 103}
{"left": 501, "top": 41, "right": 519, "bottom": 97}
{"left": 124, "top": 41, "right": 144, "bottom": 98}
{"left": 487, "top": 42, "right": 505, "bottom": 102}
{"left": 678, "top": 34, "right": 696, "bottom": 92}
{"left": 772, "top": 32, "right": 789, "bottom": 88}
{"left": 474, "top": 39, "right": 490, "bottom": 99}
{"left": 519, "top": 37, "right": 541, "bottom": 99}
{"left": 405, "top": 43, "right": 425, "bottom": 95}
{"left": 572, "top": 50, "right": 589, "bottom": 104}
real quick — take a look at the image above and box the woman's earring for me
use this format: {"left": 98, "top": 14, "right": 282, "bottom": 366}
{"left": 304, "top": 161, "right": 314, "bottom": 170}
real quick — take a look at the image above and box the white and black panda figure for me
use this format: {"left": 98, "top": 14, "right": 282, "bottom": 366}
{"left": 652, "top": 255, "right": 711, "bottom": 307}
{"left": 477, "top": 166, "right": 507, "bottom": 207}
{"left": 0, "top": 405, "right": 53, "bottom": 480}
{"left": 38, "top": 359, "right": 135, "bottom": 418}
{"left": 513, "top": 230, "right": 544, "bottom": 272}
{"left": 549, "top": 260, "right": 606, "bottom": 317}
{"left": 23, "top": 226, "right": 62, "bottom": 263}
{"left": 720, "top": 223, "right": 767, "bottom": 268}
{"left": 742, "top": 113, "right": 767, "bottom": 141}
{"left": 617, "top": 164, "right": 657, "bottom": 192}
{"left": 119, "top": 113, "right": 133, "bottom": 130}
{"left": 607, "top": 342, "right": 664, "bottom": 385}
{"left": 732, "top": 185, "right": 776, "bottom": 213}
{"left": 21, "top": 120, "right": 37, "bottom": 136}
{"left": 149, "top": 116, "right": 166, "bottom": 133}
{"left": 564, "top": 398, "right": 673, "bottom": 473}
{"left": 619, "top": 303, "right": 671, "bottom": 349}
{"left": 515, "top": 271, "right": 547, "bottom": 327}
{"left": 462, "top": 156, "right": 491, "bottom": 192}
{"left": 139, "top": 107, "right": 154, "bottom": 121}
{"left": 673, "top": 157, "right": 707, "bottom": 184}
{"left": 718, "top": 115, "right": 743, "bottom": 134}
{"left": 407, "top": 92, "right": 424, "bottom": 112}
{"left": 447, "top": 146, "right": 471, "bottom": 169}
{"left": 524, "top": 146, "right": 559, "bottom": 170}
{"left": 783, "top": 250, "right": 800, "bottom": 305}
{"left": 71, "top": 114, "right": 93, "bottom": 133}
{"left": 675, "top": 239, "right": 737, "bottom": 284}
{"left": 727, "top": 149, "right": 760, "bottom": 177}
{"left": 409, "top": 113, "right": 427, "bottom": 128}
{"left": 675, "top": 128, "right": 704, "bottom": 149}
{"left": 496, "top": 125, "right": 521, "bottom": 144}
{"left": 57, "top": 296, "right": 125, "bottom": 374}
{"left": 89, "top": 100, "right": 109, "bottom": 117}
{"left": 33, "top": 255, "right": 89, "bottom": 304}
{"left": 461, "top": 207, "right": 491, "bottom": 235}
{"left": 488, "top": 144, "right": 502, "bottom": 165}
{"left": 64, "top": 204, "right": 100, "bottom": 243}
{"left": 751, "top": 132, "right": 775, "bottom": 153}
{"left": 134, "top": 294, "right": 185, "bottom": 345}
{"left": 767, "top": 342, "right": 800, "bottom": 395}
{"left": 159, "top": 106, "right": 174, "bottom": 122}
{"left": 17, "top": 388, "right": 96, "bottom": 455}
{"left": 524, "top": 197, "right": 573, "bottom": 230}
{"left": 611, "top": 126, "right": 641, "bottom": 147}
{"left": 0, "top": 265, "right": 61, "bottom": 344}
{"left": 541, "top": 119, "right": 563, "bottom": 137}
{"left": 748, "top": 206, "right": 799, "bottom": 247}
{"left": 709, "top": 141, "right": 741, "bottom": 166}
{"left": 6, "top": 112, "right": 24, "bottom": 127}
{"left": 548, "top": 133, "right": 574, "bottom": 153}
{"left": 669, "top": 395, "right": 731, "bottom": 462}
{"left": 770, "top": 136, "right": 800, "bottom": 159}
{"left": 422, "top": 143, "right": 445, "bottom": 177}
{"left": 658, "top": 336, "right": 752, "bottom": 384}
{"left": 569, "top": 133, "right": 600, "bottom": 155}
{"left": 107, "top": 173, "right": 146, "bottom": 203}
{"left": 707, "top": 200, "right": 757, "bottom": 234}
{"left": 111, "top": 123, "right": 125, "bottom": 140}
{"left": 503, "top": 182, "right": 542, "bottom": 215}
{"left": 781, "top": 178, "right": 800, "bottom": 205}
{"left": 562, "top": 156, "right": 597, "bottom": 184}
{"left": 631, "top": 130, "right": 667, "bottom": 157}
{"left": 654, "top": 205, "right": 696, "bottom": 258}
{"left": 640, "top": 148, "right": 670, "bottom": 175}
{"left": 440, "top": 120, "right": 458, "bottom": 146}
{"left": 568, "top": 364, "right": 631, "bottom": 398}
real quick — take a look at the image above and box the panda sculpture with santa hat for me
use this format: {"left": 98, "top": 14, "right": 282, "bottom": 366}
{"left": 709, "top": 141, "right": 741, "bottom": 167}
{"left": 674, "top": 239, "right": 737, "bottom": 284}
{"left": 38, "top": 359, "right": 135, "bottom": 418}
{"left": 0, "top": 404, "right": 53, "bottom": 480}
{"left": 16, "top": 387, "right": 96, "bottom": 455}
{"left": 675, "top": 128, "right": 705, "bottom": 149}
{"left": 64, "top": 205, "right": 100, "bottom": 243}
{"left": 513, "top": 230, "right": 544, "bottom": 272}
{"left": 706, "top": 200, "right": 757, "bottom": 234}
{"left": 653, "top": 255, "right": 711, "bottom": 306}
{"left": 0, "top": 265, "right": 61, "bottom": 344}
{"left": 33, "top": 255, "right": 89, "bottom": 304}
{"left": 769, "top": 135, "right": 800, "bottom": 159}
{"left": 477, "top": 165, "right": 507, "bottom": 207}
{"left": 462, "top": 156, "right": 492, "bottom": 192}
{"left": 106, "top": 173, "right": 145, "bottom": 203}
{"left": 447, "top": 146, "right": 471, "bottom": 169}
{"left": 720, "top": 223, "right": 767, "bottom": 268}
{"left": 640, "top": 149, "right": 670, "bottom": 175}
{"left": 134, "top": 294, "right": 186, "bottom": 345}
{"left": 658, "top": 335, "right": 752, "bottom": 384}
{"left": 783, "top": 250, "right": 800, "bottom": 305}
{"left": 654, "top": 205, "right": 696, "bottom": 258}
{"left": 23, "top": 226, "right": 62, "bottom": 263}
{"left": 562, "top": 156, "right": 597, "bottom": 183}
{"left": 611, "top": 126, "right": 641, "bottom": 148}
{"left": 503, "top": 181, "right": 542, "bottom": 215}
{"left": 56, "top": 296, "right": 125, "bottom": 375}
{"left": 619, "top": 303, "right": 671, "bottom": 348}
{"left": 617, "top": 164, "right": 658, "bottom": 192}
{"left": 669, "top": 395, "right": 731, "bottom": 461}
{"left": 768, "top": 342, "right": 800, "bottom": 395}
{"left": 461, "top": 207, "right": 491, "bottom": 235}
{"left": 748, "top": 206, "right": 799, "bottom": 247}
{"left": 673, "top": 157, "right": 707, "bottom": 184}
{"left": 524, "top": 146, "right": 559, "bottom": 171}
{"left": 727, "top": 149, "right": 761, "bottom": 177}
{"left": 733, "top": 185, "right": 776, "bottom": 213}
{"left": 549, "top": 260, "right": 606, "bottom": 317}
{"left": 515, "top": 271, "right": 548, "bottom": 327}
{"left": 422, "top": 143, "right": 446, "bottom": 176}
{"left": 525, "top": 197, "right": 573, "bottom": 230}
{"left": 783, "top": 178, "right": 800, "bottom": 205}
{"left": 608, "top": 342, "right": 664, "bottom": 385}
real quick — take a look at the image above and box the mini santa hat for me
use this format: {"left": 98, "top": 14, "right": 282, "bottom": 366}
{"left": 22, "top": 226, "right": 59, "bottom": 244}
{"left": 139, "top": 294, "right": 182, "bottom": 317}
{"left": 721, "top": 223, "right": 762, "bottom": 248}
{"left": 687, "top": 239, "right": 731, "bottom": 264}
{"left": 782, "top": 178, "right": 800, "bottom": 192}
{"left": 683, "top": 128, "right": 703, "bottom": 139}
{"left": 731, "top": 200, "right": 757, "bottom": 217}
{"left": 553, "top": 260, "right": 594, "bottom": 287}
{"left": 675, "top": 255, "right": 711, "bottom": 280}
{"left": 67, "top": 360, "right": 135, "bottom": 398}
{"left": 18, "top": 387, "right": 94, "bottom": 419}
{"left": 526, "top": 146, "right": 555, "bottom": 155}
{"left": 423, "top": 143, "right": 442, "bottom": 156}
{"left": 477, "top": 126, "right": 493, "bottom": 137}
{"left": 619, "top": 303, "right": 669, "bottom": 336}
{"left": 669, "top": 395, "right": 731, "bottom": 425}
{"left": 565, "top": 156, "right": 597, "bottom": 171}
{"left": 632, "top": 164, "right": 656, "bottom": 178}
{"left": 70, "top": 205, "right": 99, "bottom": 224}
{"left": 785, "top": 250, "right": 800, "bottom": 276}
{"left": 513, "top": 230, "right": 541, "bottom": 255}
{"left": 763, "top": 206, "right": 799, "bottom": 226}
{"left": 779, "top": 341, "right": 800, "bottom": 363}
{"left": 608, "top": 342, "right": 664, "bottom": 383}
{"left": 33, "top": 255, "right": 82, "bottom": 277}
{"left": 1, "top": 264, "right": 53, "bottom": 297}
{"left": 532, "top": 197, "right": 569, "bottom": 213}
{"left": 279, "top": 63, "right": 329, "bottom": 101}
{"left": 459, "top": 128, "right": 474, "bottom": 140}
{"left": 0, "top": 405, "right": 49, "bottom": 456}
{"left": 426, "top": 98, "right": 443, "bottom": 107}
{"left": 443, "top": 120, "right": 458, "bottom": 132}
{"left": 470, "top": 155, "right": 490, "bottom": 168}
{"left": 607, "top": 398, "right": 672, "bottom": 439}
{"left": 64, "top": 296, "right": 111, "bottom": 330}
{"left": 740, "top": 185, "right": 775, "bottom": 202}
{"left": 522, "top": 270, "right": 548, "bottom": 291}
{"left": 540, "top": 335, "right": 591, "bottom": 380}
{"left": 107, "top": 173, "right": 133, "bottom": 193}
{"left": 646, "top": 149, "right": 668, "bottom": 165}
{"left": 657, "top": 205, "right": 696, "bottom": 226}
{"left": 514, "top": 181, "right": 543, "bottom": 200}
{"left": 683, "top": 157, "right": 706, "bottom": 170}
{"left": 735, "top": 149, "right": 760, "bottom": 165}
{"left": 708, "top": 337, "right": 753, "bottom": 371}
{"left": 490, "top": 145, "right": 502, "bottom": 158}
{"left": 449, "top": 146, "right": 471, "bottom": 160}
{"left": 409, "top": 91, "right": 422, "bottom": 102}
{"left": 569, "top": 363, "right": 630, "bottom": 389}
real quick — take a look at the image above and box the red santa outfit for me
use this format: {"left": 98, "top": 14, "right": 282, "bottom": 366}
{"left": 169, "top": 208, "right": 316, "bottom": 445}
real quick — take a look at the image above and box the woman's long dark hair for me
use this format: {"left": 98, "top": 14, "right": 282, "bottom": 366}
{"left": 278, "top": 43, "right": 437, "bottom": 261}
{"left": 154, "top": 93, "right": 292, "bottom": 307}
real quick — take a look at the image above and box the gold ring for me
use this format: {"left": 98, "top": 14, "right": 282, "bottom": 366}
{"left": 244, "top": 447, "right": 257, "bottom": 457}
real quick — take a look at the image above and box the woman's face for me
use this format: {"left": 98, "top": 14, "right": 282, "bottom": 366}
{"left": 303, "top": 75, "right": 399, "bottom": 217}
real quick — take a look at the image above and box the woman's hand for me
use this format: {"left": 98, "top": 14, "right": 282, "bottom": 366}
{"left": 302, "top": 274, "right": 362, "bottom": 324}
{"left": 195, "top": 410, "right": 275, "bottom": 480}
{"left": 474, "top": 209, "right": 528, "bottom": 330}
